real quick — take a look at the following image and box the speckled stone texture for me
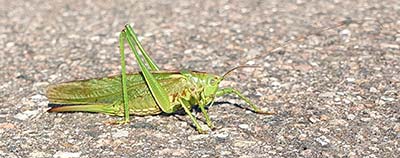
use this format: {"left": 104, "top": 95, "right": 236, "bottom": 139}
{"left": 1, "top": 0, "right": 399, "bottom": 157}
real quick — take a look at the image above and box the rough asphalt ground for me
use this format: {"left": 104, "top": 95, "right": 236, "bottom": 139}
{"left": 1, "top": 0, "right": 399, "bottom": 157}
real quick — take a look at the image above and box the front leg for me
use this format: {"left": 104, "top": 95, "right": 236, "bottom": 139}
{"left": 199, "top": 100, "right": 215, "bottom": 130}
{"left": 179, "top": 99, "right": 207, "bottom": 134}
{"left": 192, "top": 87, "right": 215, "bottom": 129}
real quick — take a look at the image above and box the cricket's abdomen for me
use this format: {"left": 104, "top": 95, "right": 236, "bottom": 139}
{"left": 46, "top": 71, "right": 194, "bottom": 116}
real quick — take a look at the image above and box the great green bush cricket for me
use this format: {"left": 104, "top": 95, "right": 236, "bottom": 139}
{"left": 47, "top": 24, "right": 272, "bottom": 133}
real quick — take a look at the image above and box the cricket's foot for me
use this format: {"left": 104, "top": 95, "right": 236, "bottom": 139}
{"left": 209, "top": 124, "right": 216, "bottom": 130}
{"left": 197, "top": 129, "right": 208, "bottom": 134}
{"left": 205, "top": 121, "right": 215, "bottom": 130}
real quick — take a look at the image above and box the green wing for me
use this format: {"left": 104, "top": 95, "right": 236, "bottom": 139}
{"left": 47, "top": 75, "right": 124, "bottom": 105}
{"left": 47, "top": 72, "right": 187, "bottom": 109}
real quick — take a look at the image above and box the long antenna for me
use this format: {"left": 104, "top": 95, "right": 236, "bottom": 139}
{"left": 222, "top": 65, "right": 260, "bottom": 79}
{"left": 245, "top": 18, "right": 383, "bottom": 64}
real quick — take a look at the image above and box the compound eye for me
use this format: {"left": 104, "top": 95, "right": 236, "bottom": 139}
{"left": 209, "top": 78, "right": 216, "bottom": 85}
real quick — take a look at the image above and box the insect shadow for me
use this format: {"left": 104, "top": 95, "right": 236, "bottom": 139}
{"left": 165, "top": 101, "right": 254, "bottom": 129}
{"left": 48, "top": 101, "right": 251, "bottom": 130}
{"left": 48, "top": 101, "right": 250, "bottom": 114}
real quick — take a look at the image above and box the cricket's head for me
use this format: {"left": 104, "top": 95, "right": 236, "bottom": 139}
{"left": 202, "top": 74, "right": 222, "bottom": 99}
{"left": 199, "top": 65, "right": 260, "bottom": 100}
{"left": 187, "top": 66, "right": 259, "bottom": 107}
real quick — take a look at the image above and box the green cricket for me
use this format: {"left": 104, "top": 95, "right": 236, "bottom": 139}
{"left": 47, "top": 24, "right": 273, "bottom": 133}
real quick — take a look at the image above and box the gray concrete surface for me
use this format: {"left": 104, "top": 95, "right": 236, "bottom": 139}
{"left": 1, "top": 0, "right": 399, "bottom": 157}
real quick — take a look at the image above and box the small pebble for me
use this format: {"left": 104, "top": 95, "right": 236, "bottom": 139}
{"left": 361, "top": 117, "right": 372, "bottom": 122}
{"left": 375, "top": 99, "right": 386, "bottom": 105}
{"left": 319, "top": 115, "right": 329, "bottom": 121}
{"left": 380, "top": 43, "right": 399, "bottom": 49}
{"left": 30, "top": 94, "right": 47, "bottom": 101}
{"left": 233, "top": 140, "right": 256, "bottom": 147}
{"left": 340, "top": 29, "right": 351, "bottom": 42}
{"left": 309, "top": 116, "right": 320, "bottom": 123}
{"left": 14, "top": 113, "right": 29, "bottom": 121}
{"left": 214, "top": 132, "right": 229, "bottom": 139}
{"left": 188, "top": 134, "right": 209, "bottom": 141}
{"left": 368, "top": 146, "right": 380, "bottom": 152}
{"left": 298, "top": 134, "right": 307, "bottom": 140}
{"left": 343, "top": 98, "right": 351, "bottom": 104}
{"left": 346, "top": 78, "right": 355, "bottom": 83}
{"left": 271, "top": 81, "right": 281, "bottom": 87}
{"left": 6, "top": 42, "right": 15, "bottom": 48}
{"left": 14, "top": 110, "right": 40, "bottom": 121}
{"left": 29, "top": 151, "right": 49, "bottom": 157}
{"left": 238, "top": 124, "right": 250, "bottom": 129}
{"left": 319, "top": 92, "right": 335, "bottom": 98}
{"left": 369, "top": 87, "right": 378, "bottom": 93}
{"left": 112, "top": 129, "right": 129, "bottom": 138}
{"left": 220, "top": 150, "right": 232, "bottom": 155}
{"left": 0, "top": 123, "right": 16, "bottom": 129}
{"left": 347, "top": 114, "right": 356, "bottom": 120}
{"left": 315, "top": 136, "right": 330, "bottom": 147}
{"left": 53, "top": 151, "right": 81, "bottom": 158}
{"left": 329, "top": 119, "right": 348, "bottom": 126}
{"left": 381, "top": 96, "right": 394, "bottom": 102}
